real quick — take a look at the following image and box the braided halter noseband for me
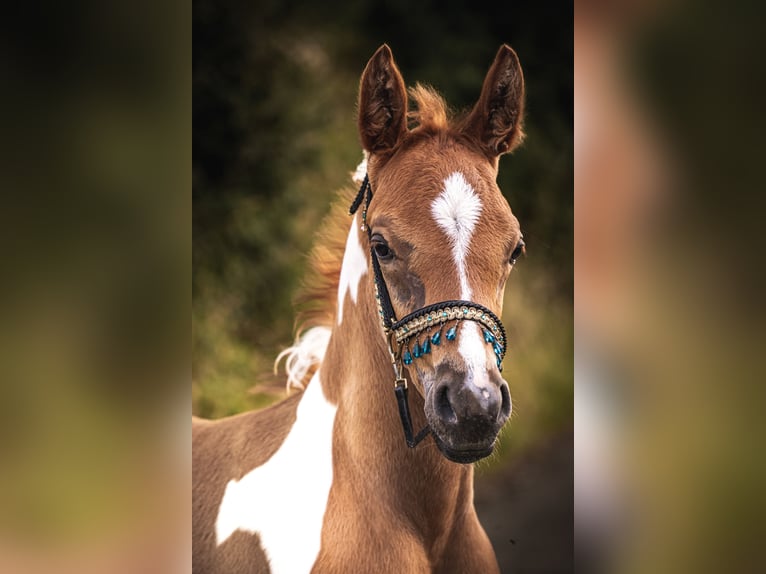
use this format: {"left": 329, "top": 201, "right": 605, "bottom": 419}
{"left": 349, "top": 174, "right": 508, "bottom": 448}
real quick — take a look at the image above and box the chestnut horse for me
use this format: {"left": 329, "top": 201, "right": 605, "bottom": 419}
{"left": 193, "top": 44, "right": 526, "bottom": 573}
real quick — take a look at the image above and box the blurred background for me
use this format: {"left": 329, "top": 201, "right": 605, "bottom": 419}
{"left": 0, "top": 2, "right": 189, "bottom": 573}
{"left": 575, "top": 1, "right": 766, "bottom": 573}
{"left": 192, "top": 1, "right": 573, "bottom": 572}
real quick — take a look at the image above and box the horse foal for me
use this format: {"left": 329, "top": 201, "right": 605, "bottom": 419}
{"left": 193, "top": 43, "right": 527, "bottom": 573}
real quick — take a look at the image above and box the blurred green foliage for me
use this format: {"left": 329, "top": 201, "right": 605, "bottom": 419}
{"left": 192, "top": 0, "right": 572, "bottom": 457}
{"left": 0, "top": 0, "right": 189, "bottom": 551}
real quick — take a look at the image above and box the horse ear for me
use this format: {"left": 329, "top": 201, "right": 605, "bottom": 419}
{"left": 358, "top": 44, "right": 408, "bottom": 155}
{"left": 463, "top": 45, "right": 525, "bottom": 158}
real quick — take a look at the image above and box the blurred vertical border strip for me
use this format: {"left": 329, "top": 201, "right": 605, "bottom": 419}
{"left": 0, "top": 0, "right": 190, "bottom": 572}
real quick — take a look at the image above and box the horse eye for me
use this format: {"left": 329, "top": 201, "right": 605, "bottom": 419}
{"left": 510, "top": 241, "right": 525, "bottom": 264}
{"left": 371, "top": 236, "right": 394, "bottom": 261}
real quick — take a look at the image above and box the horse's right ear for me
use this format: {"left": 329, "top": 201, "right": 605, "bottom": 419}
{"left": 358, "top": 44, "right": 408, "bottom": 155}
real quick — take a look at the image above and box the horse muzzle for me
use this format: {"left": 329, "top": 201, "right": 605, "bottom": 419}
{"left": 424, "top": 362, "right": 511, "bottom": 463}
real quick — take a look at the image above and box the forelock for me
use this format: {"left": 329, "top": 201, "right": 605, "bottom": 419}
{"left": 407, "top": 84, "right": 450, "bottom": 133}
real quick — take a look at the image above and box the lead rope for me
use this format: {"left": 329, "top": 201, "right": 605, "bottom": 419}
{"left": 349, "top": 173, "right": 508, "bottom": 449}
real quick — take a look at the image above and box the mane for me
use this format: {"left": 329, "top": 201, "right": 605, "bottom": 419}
{"left": 295, "top": 181, "right": 359, "bottom": 333}
{"left": 274, "top": 160, "right": 362, "bottom": 391}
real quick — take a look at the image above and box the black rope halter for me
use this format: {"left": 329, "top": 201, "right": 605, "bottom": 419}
{"left": 349, "top": 173, "right": 508, "bottom": 449}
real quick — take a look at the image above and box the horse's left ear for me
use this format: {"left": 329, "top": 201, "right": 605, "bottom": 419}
{"left": 463, "top": 45, "right": 525, "bottom": 158}
{"left": 358, "top": 44, "right": 408, "bottom": 155}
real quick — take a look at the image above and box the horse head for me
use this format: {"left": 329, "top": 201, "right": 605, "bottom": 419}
{"left": 357, "top": 44, "right": 526, "bottom": 463}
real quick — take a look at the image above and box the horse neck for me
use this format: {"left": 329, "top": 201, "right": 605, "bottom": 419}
{"left": 317, "top": 221, "right": 474, "bottom": 535}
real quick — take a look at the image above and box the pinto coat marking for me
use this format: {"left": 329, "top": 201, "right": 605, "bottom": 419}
{"left": 214, "top": 375, "right": 337, "bottom": 573}
{"left": 336, "top": 216, "right": 368, "bottom": 325}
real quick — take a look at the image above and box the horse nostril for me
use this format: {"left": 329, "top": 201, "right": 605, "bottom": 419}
{"left": 500, "top": 383, "right": 511, "bottom": 418}
{"left": 436, "top": 385, "right": 457, "bottom": 424}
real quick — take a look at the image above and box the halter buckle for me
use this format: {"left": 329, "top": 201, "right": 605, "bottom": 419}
{"left": 394, "top": 377, "right": 407, "bottom": 390}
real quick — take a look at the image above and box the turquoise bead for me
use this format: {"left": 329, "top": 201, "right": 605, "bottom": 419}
{"left": 413, "top": 342, "right": 422, "bottom": 358}
{"left": 431, "top": 331, "right": 441, "bottom": 346}
{"left": 496, "top": 357, "right": 503, "bottom": 370}
{"left": 493, "top": 343, "right": 503, "bottom": 357}
{"left": 403, "top": 350, "right": 412, "bottom": 365}
{"left": 446, "top": 326, "right": 457, "bottom": 341}
{"left": 483, "top": 329, "right": 495, "bottom": 343}
{"left": 422, "top": 338, "right": 431, "bottom": 355}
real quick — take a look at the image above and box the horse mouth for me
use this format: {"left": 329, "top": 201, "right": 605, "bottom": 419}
{"left": 431, "top": 433, "right": 496, "bottom": 464}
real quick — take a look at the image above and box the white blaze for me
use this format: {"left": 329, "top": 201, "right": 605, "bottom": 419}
{"left": 431, "top": 172, "right": 482, "bottom": 299}
{"left": 214, "top": 374, "right": 337, "bottom": 572}
{"left": 336, "top": 215, "right": 368, "bottom": 325}
{"left": 431, "top": 172, "right": 491, "bottom": 384}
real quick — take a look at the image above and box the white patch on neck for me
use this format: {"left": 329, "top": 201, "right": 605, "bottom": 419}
{"left": 214, "top": 374, "right": 337, "bottom": 573}
{"left": 431, "top": 172, "right": 490, "bottom": 386}
{"left": 337, "top": 215, "right": 368, "bottom": 325}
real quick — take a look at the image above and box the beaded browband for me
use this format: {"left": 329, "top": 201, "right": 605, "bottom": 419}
{"left": 349, "top": 174, "right": 509, "bottom": 449}
{"left": 392, "top": 301, "right": 507, "bottom": 369}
